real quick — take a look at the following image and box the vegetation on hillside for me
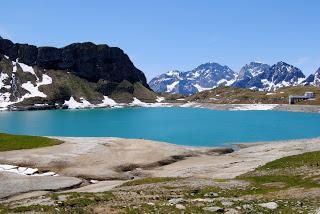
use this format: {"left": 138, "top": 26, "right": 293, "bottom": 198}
{"left": 185, "top": 86, "right": 320, "bottom": 105}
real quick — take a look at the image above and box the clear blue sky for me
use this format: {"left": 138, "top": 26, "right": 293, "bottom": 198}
{"left": 0, "top": 0, "right": 319, "bottom": 80}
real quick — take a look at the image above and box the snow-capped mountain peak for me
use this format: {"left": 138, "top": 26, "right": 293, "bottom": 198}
{"left": 301, "top": 67, "right": 320, "bottom": 86}
{"left": 166, "top": 70, "right": 181, "bottom": 77}
{"left": 149, "top": 62, "right": 236, "bottom": 95}
{"left": 149, "top": 61, "right": 316, "bottom": 95}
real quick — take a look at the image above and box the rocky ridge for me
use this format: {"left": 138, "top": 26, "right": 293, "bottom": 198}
{"left": 150, "top": 61, "right": 318, "bottom": 95}
{"left": 0, "top": 37, "right": 158, "bottom": 110}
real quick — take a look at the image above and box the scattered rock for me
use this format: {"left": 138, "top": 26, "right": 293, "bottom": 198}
{"left": 176, "top": 204, "right": 186, "bottom": 210}
{"left": 191, "top": 198, "right": 214, "bottom": 203}
{"left": 242, "top": 204, "right": 253, "bottom": 210}
{"left": 258, "top": 202, "right": 278, "bottom": 210}
{"left": 203, "top": 206, "right": 224, "bottom": 212}
{"left": 168, "top": 198, "right": 185, "bottom": 205}
{"left": 204, "top": 192, "right": 219, "bottom": 198}
{"left": 221, "top": 201, "right": 234, "bottom": 207}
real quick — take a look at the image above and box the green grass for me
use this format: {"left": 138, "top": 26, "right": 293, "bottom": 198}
{"left": 235, "top": 151, "right": 320, "bottom": 194}
{"left": 121, "top": 177, "right": 181, "bottom": 187}
{"left": 258, "top": 151, "right": 320, "bottom": 170}
{"left": 0, "top": 133, "right": 62, "bottom": 151}
{"left": 243, "top": 175, "right": 320, "bottom": 189}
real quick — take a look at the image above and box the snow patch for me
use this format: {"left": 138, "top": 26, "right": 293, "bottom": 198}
{"left": 166, "top": 81, "right": 179, "bottom": 92}
{"left": 98, "top": 96, "right": 117, "bottom": 107}
{"left": 19, "top": 62, "right": 36, "bottom": 76}
{"left": 194, "top": 84, "right": 213, "bottom": 92}
{"left": 0, "top": 73, "right": 9, "bottom": 89}
{"left": 231, "top": 104, "right": 278, "bottom": 111}
{"left": 130, "top": 97, "right": 172, "bottom": 107}
{"left": 63, "top": 97, "right": 93, "bottom": 109}
{"left": 130, "top": 97, "right": 148, "bottom": 107}
{"left": 266, "top": 92, "right": 276, "bottom": 95}
{"left": 166, "top": 70, "right": 180, "bottom": 76}
{"left": 0, "top": 164, "right": 58, "bottom": 176}
{"left": 156, "top": 96, "right": 165, "bottom": 102}
{"left": 21, "top": 74, "right": 52, "bottom": 99}
{"left": 180, "top": 102, "right": 196, "bottom": 107}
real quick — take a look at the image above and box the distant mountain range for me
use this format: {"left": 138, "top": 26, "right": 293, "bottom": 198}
{"left": 149, "top": 62, "right": 320, "bottom": 95}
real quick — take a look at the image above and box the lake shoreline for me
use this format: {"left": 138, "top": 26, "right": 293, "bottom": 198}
{"left": 1, "top": 102, "right": 320, "bottom": 113}
{"left": 1, "top": 136, "right": 320, "bottom": 200}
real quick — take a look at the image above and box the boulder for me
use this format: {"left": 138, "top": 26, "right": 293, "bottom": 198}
{"left": 203, "top": 206, "right": 224, "bottom": 212}
{"left": 258, "top": 202, "right": 278, "bottom": 210}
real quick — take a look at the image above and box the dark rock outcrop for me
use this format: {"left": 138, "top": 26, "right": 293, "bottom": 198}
{"left": 0, "top": 38, "right": 148, "bottom": 87}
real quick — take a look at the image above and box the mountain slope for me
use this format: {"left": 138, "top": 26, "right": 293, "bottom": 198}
{"left": 232, "top": 61, "right": 305, "bottom": 91}
{"left": 151, "top": 61, "right": 309, "bottom": 95}
{"left": 301, "top": 67, "right": 320, "bottom": 86}
{"left": 0, "top": 38, "right": 148, "bottom": 86}
{"left": 0, "top": 38, "right": 156, "bottom": 110}
{"left": 149, "top": 62, "right": 236, "bottom": 95}
{"left": 232, "top": 62, "right": 270, "bottom": 89}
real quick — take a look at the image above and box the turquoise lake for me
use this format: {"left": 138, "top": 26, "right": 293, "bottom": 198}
{"left": 0, "top": 107, "right": 320, "bottom": 147}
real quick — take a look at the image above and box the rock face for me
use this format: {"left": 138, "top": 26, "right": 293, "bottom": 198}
{"left": 0, "top": 37, "right": 156, "bottom": 110}
{"left": 233, "top": 61, "right": 305, "bottom": 91}
{"left": 301, "top": 67, "right": 320, "bottom": 86}
{"left": 149, "top": 62, "right": 236, "bottom": 95}
{"left": 150, "top": 61, "right": 309, "bottom": 95}
{"left": 232, "top": 62, "right": 271, "bottom": 89}
{"left": 0, "top": 38, "right": 148, "bottom": 86}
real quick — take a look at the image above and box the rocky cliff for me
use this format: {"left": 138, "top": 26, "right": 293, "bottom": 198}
{"left": 0, "top": 37, "right": 157, "bottom": 110}
{"left": 0, "top": 38, "right": 148, "bottom": 86}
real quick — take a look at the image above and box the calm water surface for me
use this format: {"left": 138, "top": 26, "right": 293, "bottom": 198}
{"left": 0, "top": 107, "right": 319, "bottom": 146}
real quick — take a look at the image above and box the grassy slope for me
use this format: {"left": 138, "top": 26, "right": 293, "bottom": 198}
{"left": 187, "top": 86, "right": 320, "bottom": 105}
{"left": 0, "top": 133, "right": 62, "bottom": 151}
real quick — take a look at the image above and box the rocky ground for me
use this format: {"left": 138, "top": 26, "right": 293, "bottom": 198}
{"left": 0, "top": 137, "right": 320, "bottom": 213}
